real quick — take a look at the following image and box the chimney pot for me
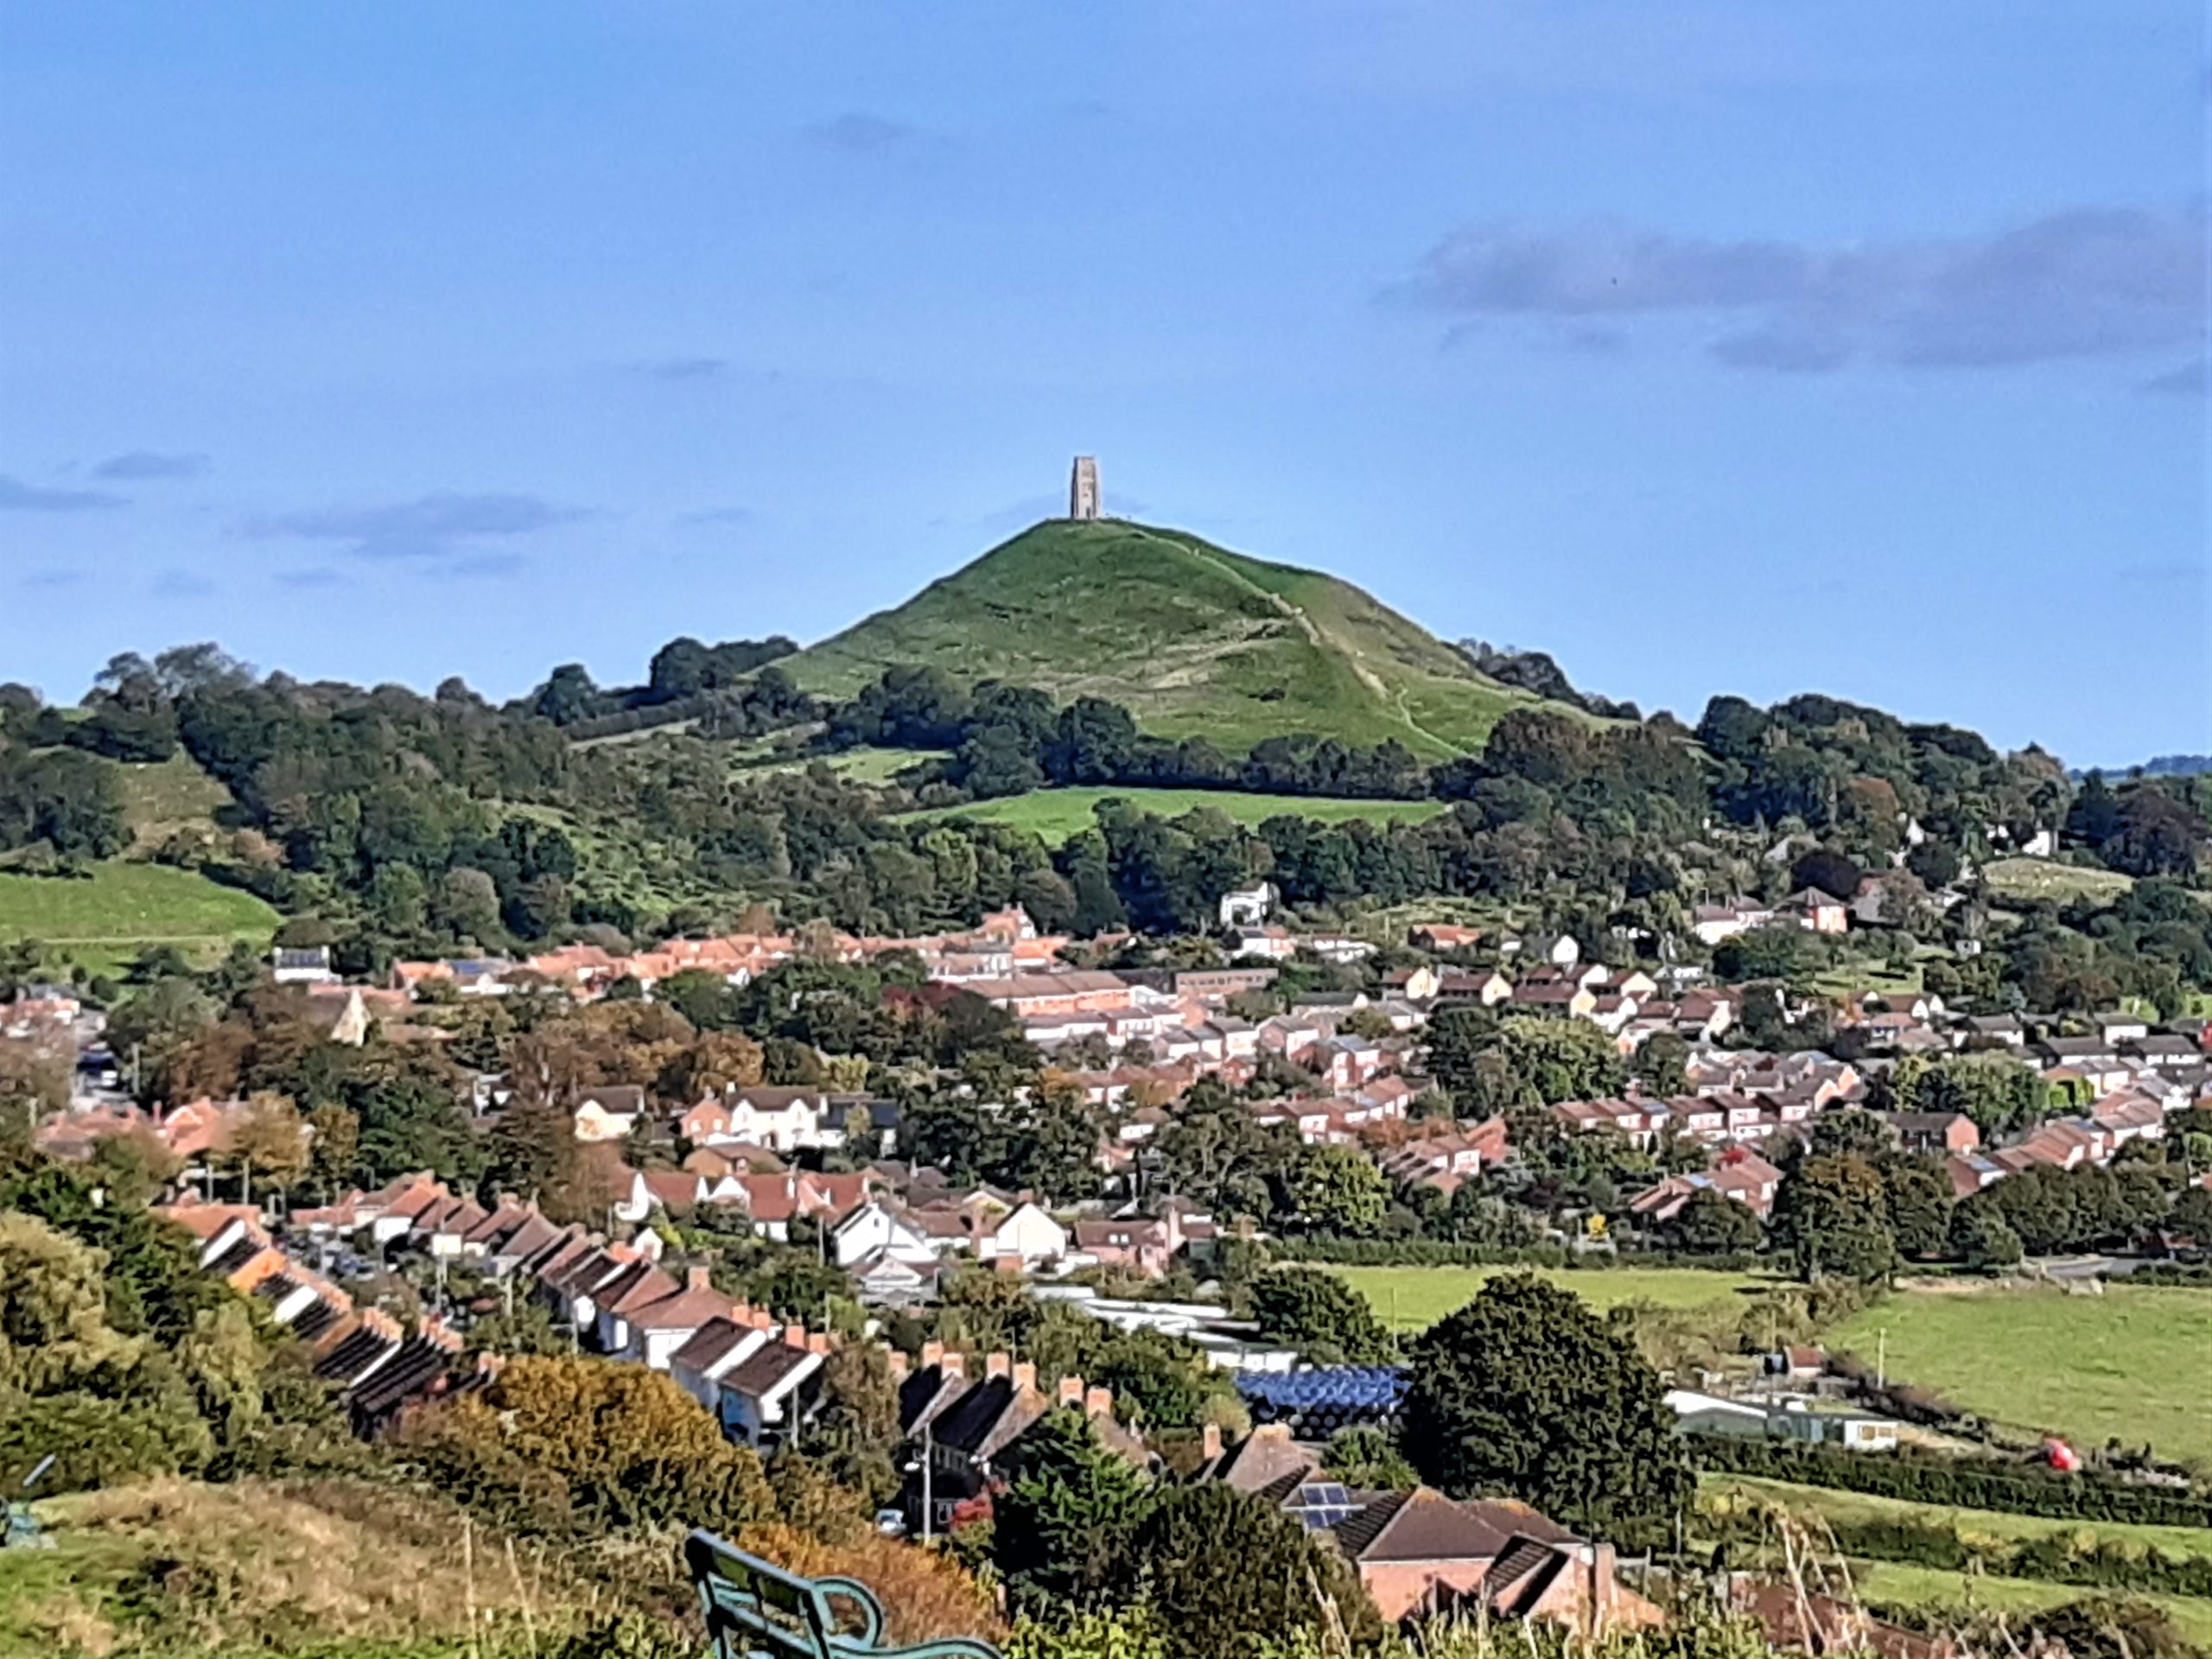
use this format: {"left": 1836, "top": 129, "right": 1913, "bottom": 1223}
{"left": 1084, "top": 1385, "right": 1112, "bottom": 1419}
{"left": 1012, "top": 1360, "right": 1037, "bottom": 1392}
{"left": 985, "top": 1351, "right": 1012, "bottom": 1381}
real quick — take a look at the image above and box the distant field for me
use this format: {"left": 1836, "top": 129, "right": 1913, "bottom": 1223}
{"left": 1705, "top": 1475, "right": 2212, "bottom": 1560}
{"left": 1831, "top": 1283, "right": 2212, "bottom": 1466}
{"left": 107, "top": 753, "right": 233, "bottom": 849}
{"left": 1851, "top": 1560, "right": 2212, "bottom": 1649}
{"left": 1807, "top": 957, "right": 1928, "bottom": 999}
{"left": 740, "top": 745, "right": 942, "bottom": 785}
{"left": 1981, "top": 857, "right": 2133, "bottom": 907}
{"left": 908, "top": 787, "right": 1448, "bottom": 845}
{"left": 0, "top": 862, "right": 279, "bottom": 973}
{"left": 1330, "top": 1264, "right": 1770, "bottom": 1332}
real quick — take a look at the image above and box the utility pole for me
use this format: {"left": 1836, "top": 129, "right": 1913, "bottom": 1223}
{"left": 921, "top": 1417, "right": 934, "bottom": 1544}
{"left": 1876, "top": 1326, "right": 1886, "bottom": 1392}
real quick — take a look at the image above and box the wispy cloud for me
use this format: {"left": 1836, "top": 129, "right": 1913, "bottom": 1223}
{"left": 246, "top": 490, "right": 588, "bottom": 567}
{"left": 2139, "top": 356, "right": 2207, "bottom": 397}
{"left": 677, "top": 505, "right": 754, "bottom": 528}
{"left": 807, "top": 111, "right": 920, "bottom": 153}
{"left": 0, "top": 474, "right": 126, "bottom": 512}
{"left": 273, "top": 566, "right": 345, "bottom": 589}
{"left": 2116, "top": 558, "right": 2207, "bottom": 585}
{"left": 93, "top": 449, "right": 210, "bottom": 480}
{"left": 152, "top": 568, "right": 217, "bottom": 598}
{"left": 1402, "top": 206, "right": 2209, "bottom": 375}
{"left": 631, "top": 356, "right": 728, "bottom": 381}
{"left": 20, "top": 568, "right": 85, "bottom": 589}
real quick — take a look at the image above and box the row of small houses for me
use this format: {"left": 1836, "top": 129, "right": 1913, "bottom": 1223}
{"left": 164, "top": 1176, "right": 1668, "bottom": 1636}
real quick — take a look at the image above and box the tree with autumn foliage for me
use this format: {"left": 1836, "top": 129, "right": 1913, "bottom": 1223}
{"left": 398, "top": 1355, "right": 772, "bottom": 1537}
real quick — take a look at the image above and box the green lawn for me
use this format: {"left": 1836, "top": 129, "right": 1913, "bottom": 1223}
{"left": 907, "top": 786, "right": 1448, "bottom": 846}
{"left": 1330, "top": 1264, "right": 1770, "bottom": 1332}
{"left": 1830, "top": 1284, "right": 2212, "bottom": 1467}
{"left": 0, "top": 862, "right": 279, "bottom": 972}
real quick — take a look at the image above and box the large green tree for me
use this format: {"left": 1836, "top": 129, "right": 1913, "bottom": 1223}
{"left": 1400, "top": 1274, "right": 1692, "bottom": 1547}
{"left": 1287, "top": 1144, "right": 1390, "bottom": 1236}
{"left": 1247, "top": 1267, "right": 1395, "bottom": 1363}
{"left": 1124, "top": 1484, "right": 1379, "bottom": 1659}
{"left": 993, "top": 1408, "right": 1153, "bottom": 1618}
{"left": 1770, "top": 1154, "right": 1899, "bottom": 1283}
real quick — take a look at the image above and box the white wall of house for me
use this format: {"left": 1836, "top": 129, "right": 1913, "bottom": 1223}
{"left": 987, "top": 1203, "right": 1069, "bottom": 1265}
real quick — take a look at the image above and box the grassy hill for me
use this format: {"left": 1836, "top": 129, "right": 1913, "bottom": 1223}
{"left": 783, "top": 520, "right": 1568, "bottom": 759}
{"left": 107, "top": 751, "right": 235, "bottom": 851}
{"left": 906, "top": 785, "right": 1448, "bottom": 845}
{"left": 1830, "top": 1281, "right": 2212, "bottom": 1467}
{"left": 0, "top": 863, "right": 279, "bottom": 975}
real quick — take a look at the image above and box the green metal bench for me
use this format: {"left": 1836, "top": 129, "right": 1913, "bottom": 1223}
{"left": 684, "top": 1530, "right": 1001, "bottom": 1659}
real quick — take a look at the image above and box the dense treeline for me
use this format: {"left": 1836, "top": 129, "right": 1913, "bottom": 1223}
{"left": 2, "top": 643, "right": 2206, "bottom": 1015}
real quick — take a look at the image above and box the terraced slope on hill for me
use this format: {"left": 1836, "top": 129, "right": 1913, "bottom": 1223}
{"left": 783, "top": 520, "right": 1568, "bottom": 759}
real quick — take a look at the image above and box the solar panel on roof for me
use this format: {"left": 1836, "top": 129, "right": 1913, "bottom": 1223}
{"left": 1287, "top": 1481, "right": 1355, "bottom": 1529}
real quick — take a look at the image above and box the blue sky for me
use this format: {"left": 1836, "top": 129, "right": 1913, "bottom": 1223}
{"left": 1, "top": 2, "right": 2204, "bottom": 764}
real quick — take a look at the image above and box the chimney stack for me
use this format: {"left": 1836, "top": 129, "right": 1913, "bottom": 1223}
{"left": 1201, "top": 1422, "right": 1224, "bottom": 1462}
{"left": 887, "top": 1350, "right": 910, "bottom": 1382}
{"left": 1058, "top": 1376, "right": 1085, "bottom": 1406}
{"left": 807, "top": 1332, "right": 833, "bottom": 1356}
{"left": 687, "top": 1265, "right": 713, "bottom": 1293}
{"left": 985, "top": 1351, "right": 1012, "bottom": 1381}
{"left": 1084, "top": 1385, "right": 1112, "bottom": 1420}
{"left": 921, "top": 1340, "right": 946, "bottom": 1369}
{"left": 1012, "top": 1360, "right": 1037, "bottom": 1392}
{"left": 784, "top": 1322, "right": 807, "bottom": 1350}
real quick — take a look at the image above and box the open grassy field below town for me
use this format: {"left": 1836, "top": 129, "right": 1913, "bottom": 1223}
{"left": 1330, "top": 1263, "right": 1773, "bottom": 1332}
{"left": 1852, "top": 1560, "right": 2212, "bottom": 1650}
{"left": 907, "top": 786, "right": 1449, "bottom": 845}
{"left": 1703, "top": 1474, "right": 2212, "bottom": 1560}
{"left": 0, "top": 861, "right": 280, "bottom": 975}
{"left": 1703, "top": 1477, "right": 2212, "bottom": 1649}
{"left": 1829, "top": 1282, "right": 2212, "bottom": 1468}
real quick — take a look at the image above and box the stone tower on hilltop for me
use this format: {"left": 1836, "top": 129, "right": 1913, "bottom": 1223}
{"left": 1069, "top": 455, "right": 1101, "bottom": 521}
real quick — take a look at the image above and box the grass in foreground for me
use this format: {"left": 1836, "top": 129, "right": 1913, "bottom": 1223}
{"left": 0, "top": 1478, "right": 581, "bottom": 1658}
{"left": 1830, "top": 1282, "right": 2212, "bottom": 1468}
{"left": 907, "top": 786, "right": 1448, "bottom": 846}
{"left": 1331, "top": 1264, "right": 1770, "bottom": 1332}
{"left": 0, "top": 862, "right": 279, "bottom": 972}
